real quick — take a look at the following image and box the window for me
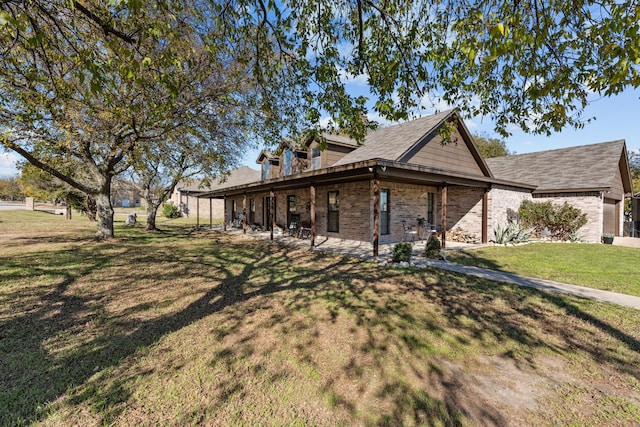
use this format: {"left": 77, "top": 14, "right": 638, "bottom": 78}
{"left": 427, "top": 192, "right": 435, "bottom": 225}
{"left": 262, "top": 162, "right": 270, "bottom": 180}
{"left": 287, "top": 195, "right": 297, "bottom": 226}
{"left": 380, "top": 189, "right": 390, "bottom": 235}
{"left": 249, "top": 198, "right": 255, "bottom": 224}
{"left": 231, "top": 199, "right": 237, "bottom": 220}
{"left": 283, "top": 148, "right": 292, "bottom": 175}
{"left": 327, "top": 191, "right": 339, "bottom": 232}
{"left": 311, "top": 147, "right": 321, "bottom": 169}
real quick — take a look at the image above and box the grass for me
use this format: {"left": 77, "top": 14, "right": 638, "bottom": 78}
{"left": 1, "top": 210, "right": 640, "bottom": 426}
{"left": 446, "top": 243, "right": 640, "bottom": 296}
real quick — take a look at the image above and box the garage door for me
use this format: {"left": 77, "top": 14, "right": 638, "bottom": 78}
{"left": 602, "top": 198, "right": 618, "bottom": 235}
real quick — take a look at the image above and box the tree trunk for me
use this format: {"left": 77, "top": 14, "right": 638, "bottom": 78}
{"left": 94, "top": 192, "right": 114, "bottom": 240}
{"left": 146, "top": 201, "right": 160, "bottom": 231}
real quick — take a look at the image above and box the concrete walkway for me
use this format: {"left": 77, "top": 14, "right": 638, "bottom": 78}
{"left": 222, "top": 227, "right": 640, "bottom": 311}
{"left": 421, "top": 258, "right": 640, "bottom": 310}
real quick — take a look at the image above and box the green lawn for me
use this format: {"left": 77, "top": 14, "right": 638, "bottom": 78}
{"left": 1, "top": 211, "right": 639, "bottom": 426}
{"left": 446, "top": 243, "right": 640, "bottom": 296}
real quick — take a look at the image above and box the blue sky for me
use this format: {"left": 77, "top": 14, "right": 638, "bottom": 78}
{"left": 2, "top": 86, "right": 639, "bottom": 177}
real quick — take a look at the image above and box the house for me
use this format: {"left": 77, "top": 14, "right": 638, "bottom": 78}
{"left": 197, "top": 109, "right": 634, "bottom": 256}
{"left": 486, "top": 141, "right": 633, "bottom": 242}
{"left": 169, "top": 166, "right": 261, "bottom": 220}
{"left": 111, "top": 179, "right": 144, "bottom": 208}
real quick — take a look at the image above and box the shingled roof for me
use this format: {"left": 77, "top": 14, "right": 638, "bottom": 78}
{"left": 333, "top": 109, "right": 456, "bottom": 166}
{"left": 176, "top": 166, "right": 261, "bottom": 192}
{"left": 485, "top": 140, "right": 632, "bottom": 193}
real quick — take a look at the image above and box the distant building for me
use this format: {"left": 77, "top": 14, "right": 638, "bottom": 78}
{"left": 111, "top": 180, "right": 144, "bottom": 208}
{"left": 169, "top": 166, "right": 261, "bottom": 220}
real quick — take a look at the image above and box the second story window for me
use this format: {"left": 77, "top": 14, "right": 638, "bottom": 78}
{"left": 311, "top": 147, "right": 321, "bottom": 169}
{"left": 283, "top": 148, "right": 292, "bottom": 175}
{"left": 262, "top": 162, "right": 270, "bottom": 180}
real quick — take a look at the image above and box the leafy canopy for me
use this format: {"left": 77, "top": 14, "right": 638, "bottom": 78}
{"left": 473, "top": 133, "right": 511, "bottom": 158}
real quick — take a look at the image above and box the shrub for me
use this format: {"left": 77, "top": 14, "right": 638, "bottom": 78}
{"left": 518, "top": 200, "right": 587, "bottom": 241}
{"left": 492, "top": 223, "right": 533, "bottom": 245}
{"left": 392, "top": 242, "right": 412, "bottom": 263}
{"left": 424, "top": 236, "right": 442, "bottom": 259}
{"left": 162, "top": 203, "right": 181, "bottom": 219}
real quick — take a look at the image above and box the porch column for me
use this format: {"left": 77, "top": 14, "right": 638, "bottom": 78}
{"left": 223, "top": 196, "right": 227, "bottom": 231}
{"left": 242, "top": 193, "right": 247, "bottom": 235}
{"left": 196, "top": 196, "right": 200, "bottom": 228}
{"left": 441, "top": 183, "right": 447, "bottom": 249}
{"left": 270, "top": 189, "right": 275, "bottom": 241}
{"left": 310, "top": 184, "right": 316, "bottom": 248}
{"left": 372, "top": 170, "right": 380, "bottom": 257}
{"left": 482, "top": 188, "right": 489, "bottom": 244}
{"left": 209, "top": 198, "right": 212, "bottom": 228}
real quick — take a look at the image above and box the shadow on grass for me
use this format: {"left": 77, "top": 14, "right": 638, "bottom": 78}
{"left": 1, "top": 227, "right": 639, "bottom": 425}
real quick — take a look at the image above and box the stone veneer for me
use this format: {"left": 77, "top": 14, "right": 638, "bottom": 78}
{"left": 446, "top": 186, "right": 485, "bottom": 241}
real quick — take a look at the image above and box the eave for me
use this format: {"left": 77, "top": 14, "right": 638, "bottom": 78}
{"left": 197, "top": 159, "right": 536, "bottom": 199}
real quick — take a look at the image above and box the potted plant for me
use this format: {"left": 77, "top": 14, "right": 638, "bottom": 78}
{"left": 602, "top": 233, "right": 614, "bottom": 244}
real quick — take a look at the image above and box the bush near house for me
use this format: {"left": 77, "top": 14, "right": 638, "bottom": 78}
{"left": 162, "top": 203, "right": 181, "bottom": 218}
{"left": 424, "top": 236, "right": 442, "bottom": 259}
{"left": 518, "top": 200, "right": 587, "bottom": 241}
{"left": 392, "top": 242, "right": 412, "bottom": 263}
{"left": 492, "top": 223, "right": 533, "bottom": 245}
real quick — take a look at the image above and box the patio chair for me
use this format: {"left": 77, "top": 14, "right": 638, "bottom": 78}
{"left": 421, "top": 223, "right": 435, "bottom": 243}
{"left": 288, "top": 220, "right": 299, "bottom": 237}
{"left": 402, "top": 220, "right": 418, "bottom": 242}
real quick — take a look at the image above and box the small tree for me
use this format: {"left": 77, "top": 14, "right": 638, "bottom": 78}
{"left": 519, "top": 200, "right": 587, "bottom": 241}
{"left": 424, "top": 237, "right": 442, "bottom": 259}
{"left": 473, "top": 133, "right": 512, "bottom": 158}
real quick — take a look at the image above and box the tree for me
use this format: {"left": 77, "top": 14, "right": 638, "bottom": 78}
{"left": 19, "top": 163, "right": 97, "bottom": 220}
{"left": 0, "top": 1, "right": 261, "bottom": 239}
{"left": 0, "top": 175, "right": 22, "bottom": 201}
{"left": 473, "top": 133, "right": 511, "bottom": 158}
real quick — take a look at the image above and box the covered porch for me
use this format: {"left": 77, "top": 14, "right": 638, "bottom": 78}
{"left": 197, "top": 159, "right": 497, "bottom": 257}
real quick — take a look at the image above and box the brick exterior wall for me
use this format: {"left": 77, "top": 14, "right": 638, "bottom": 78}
{"left": 316, "top": 181, "right": 372, "bottom": 241}
{"left": 488, "top": 185, "right": 533, "bottom": 238}
{"left": 221, "top": 181, "right": 494, "bottom": 244}
{"left": 374, "top": 181, "right": 441, "bottom": 244}
{"left": 447, "top": 186, "right": 485, "bottom": 241}
{"left": 533, "top": 192, "right": 604, "bottom": 242}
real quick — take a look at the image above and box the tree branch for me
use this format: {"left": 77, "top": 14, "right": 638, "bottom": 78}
{"left": 73, "top": 1, "right": 135, "bottom": 44}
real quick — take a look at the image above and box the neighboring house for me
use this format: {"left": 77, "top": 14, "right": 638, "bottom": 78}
{"left": 111, "top": 180, "right": 144, "bottom": 208}
{"left": 196, "top": 109, "right": 634, "bottom": 256}
{"left": 169, "top": 166, "right": 261, "bottom": 220}
{"left": 486, "top": 141, "right": 633, "bottom": 242}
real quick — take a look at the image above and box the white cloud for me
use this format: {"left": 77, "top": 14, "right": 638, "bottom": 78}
{"left": 0, "top": 152, "right": 19, "bottom": 177}
{"left": 337, "top": 67, "right": 369, "bottom": 86}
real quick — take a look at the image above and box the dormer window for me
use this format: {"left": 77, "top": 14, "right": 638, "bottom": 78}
{"left": 311, "top": 147, "right": 321, "bottom": 169}
{"left": 262, "top": 162, "right": 270, "bottom": 180}
{"left": 283, "top": 148, "right": 292, "bottom": 175}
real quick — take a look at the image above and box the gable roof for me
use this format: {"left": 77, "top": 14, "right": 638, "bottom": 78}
{"left": 486, "top": 140, "right": 633, "bottom": 194}
{"left": 176, "top": 166, "right": 261, "bottom": 193}
{"left": 333, "top": 110, "right": 456, "bottom": 166}
{"left": 330, "top": 109, "right": 492, "bottom": 177}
